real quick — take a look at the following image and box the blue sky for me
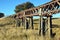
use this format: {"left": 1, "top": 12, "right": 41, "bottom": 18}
{"left": 0, "top": 0, "right": 60, "bottom": 18}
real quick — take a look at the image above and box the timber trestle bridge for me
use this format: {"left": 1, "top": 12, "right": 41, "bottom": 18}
{"left": 14, "top": 0, "right": 60, "bottom": 39}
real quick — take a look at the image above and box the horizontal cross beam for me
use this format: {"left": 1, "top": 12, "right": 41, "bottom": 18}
{"left": 14, "top": 0, "right": 60, "bottom": 18}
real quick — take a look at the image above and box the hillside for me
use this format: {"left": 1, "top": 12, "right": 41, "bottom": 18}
{"left": 0, "top": 17, "right": 60, "bottom": 40}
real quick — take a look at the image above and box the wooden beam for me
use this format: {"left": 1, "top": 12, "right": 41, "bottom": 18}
{"left": 31, "top": 17, "right": 34, "bottom": 29}
{"left": 47, "top": 16, "right": 52, "bottom": 39}
{"left": 24, "top": 12, "right": 27, "bottom": 29}
{"left": 57, "top": 1, "right": 60, "bottom": 5}
{"left": 29, "top": 17, "right": 34, "bottom": 29}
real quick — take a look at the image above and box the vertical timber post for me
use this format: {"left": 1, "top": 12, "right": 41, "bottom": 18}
{"left": 22, "top": 18, "right": 24, "bottom": 26}
{"left": 24, "top": 12, "right": 27, "bottom": 29}
{"left": 29, "top": 17, "right": 33, "bottom": 29}
{"left": 39, "top": 8, "right": 43, "bottom": 36}
{"left": 43, "top": 18, "right": 45, "bottom": 36}
{"left": 40, "top": 8, "right": 44, "bottom": 40}
{"left": 47, "top": 16, "right": 52, "bottom": 39}
{"left": 21, "top": 18, "right": 23, "bottom": 27}
{"left": 39, "top": 8, "right": 41, "bottom": 35}
{"left": 21, "top": 18, "right": 22, "bottom": 27}
{"left": 31, "top": 17, "right": 34, "bottom": 29}
{"left": 41, "top": 11, "right": 43, "bottom": 36}
{"left": 45, "top": 17, "right": 48, "bottom": 36}
{"left": 39, "top": 15, "right": 41, "bottom": 35}
{"left": 29, "top": 17, "right": 31, "bottom": 29}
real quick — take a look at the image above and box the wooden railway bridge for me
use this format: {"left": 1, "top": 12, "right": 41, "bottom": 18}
{"left": 14, "top": 0, "right": 60, "bottom": 39}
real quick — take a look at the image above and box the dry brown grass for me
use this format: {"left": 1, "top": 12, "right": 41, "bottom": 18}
{"left": 0, "top": 17, "right": 60, "bottom": 40}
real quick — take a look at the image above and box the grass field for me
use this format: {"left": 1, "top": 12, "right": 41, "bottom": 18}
{"left": 0, "top": 17, "right": 60, "bottom": 40}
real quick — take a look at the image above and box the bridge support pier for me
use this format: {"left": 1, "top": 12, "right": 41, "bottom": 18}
{"left": 29, "top": 17, "right": 34, "bottom": 29}
{"left": 24, "top": 17, "right": 27, "bottom": 29}
{"left": 21, "top": 18, "right": 24, "bottom": 27}
{"left": 40, "top": 16, "right": 43, "bottom": 36}
{"left": 39, "top": 16, "right": 46, "bottom": 40}
{"left": 39, "top": 8, "right": 44, "bottom": 36}
{"left": 20, "top": 18, "right": 23, "bottom": 27}
{"left": 47, "top": 16, "right": 52, "bottom": 39}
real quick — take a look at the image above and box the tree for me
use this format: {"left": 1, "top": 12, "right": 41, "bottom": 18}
{"left": 0, "top": 13, "right": 4, "bottom": 18}
{"left": 14, "top": 2, "right": 35, "bottom": 13}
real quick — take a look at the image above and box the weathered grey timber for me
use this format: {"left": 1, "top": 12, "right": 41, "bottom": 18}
{"left": 14, "top": 0, "right": 60, "bottom": 39}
